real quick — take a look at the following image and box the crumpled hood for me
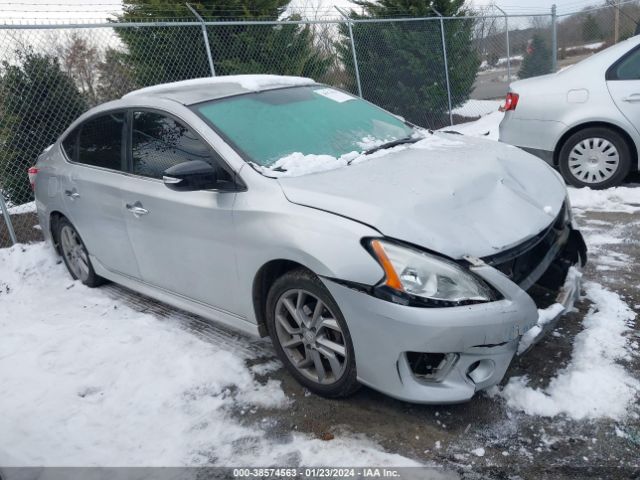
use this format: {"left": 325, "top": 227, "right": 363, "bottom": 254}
{"left": 277, "top": 132, "right": 567, "bottom": 259}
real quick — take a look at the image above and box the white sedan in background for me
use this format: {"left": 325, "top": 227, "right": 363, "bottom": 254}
{"left": 500, "top": 36, "right": 640, "bottom": 189}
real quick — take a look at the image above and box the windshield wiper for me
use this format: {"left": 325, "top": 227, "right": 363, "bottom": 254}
{"left": 363, "top": 136, "right": 420, "bottom": 155}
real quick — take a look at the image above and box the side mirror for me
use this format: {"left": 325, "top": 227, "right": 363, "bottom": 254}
{"left": 162, "top": 160, "right": 218, "bottom": 192}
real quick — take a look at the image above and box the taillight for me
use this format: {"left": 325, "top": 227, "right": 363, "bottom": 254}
{"left": 28, "top": 166, "right": 38, "bottom": 190}
{"left": 500, "top": 92, "right": 519, "bottom": 112}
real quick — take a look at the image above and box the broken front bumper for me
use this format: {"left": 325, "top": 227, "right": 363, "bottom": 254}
{"left": 322, "top": 228, "right": 587, "bottom": 404}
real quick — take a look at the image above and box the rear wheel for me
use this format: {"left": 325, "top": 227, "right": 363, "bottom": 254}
{"left": 266, "top": 268, "right": 359, "bottom": 398}
{"left": 558, "top": 127, "right": 631, "bottom": 189}
{"left": 54, "top": 217, "right": 104, "bottom": 287}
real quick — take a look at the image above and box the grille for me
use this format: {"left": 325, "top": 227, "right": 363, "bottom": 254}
{"left": 484, "top": 203, "right": 569, "bottom": 288}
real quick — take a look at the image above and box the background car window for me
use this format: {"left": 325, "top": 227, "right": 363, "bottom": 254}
{"left": 613, "top": 49, "right": 640, "bottom": 80}
{"left": 77, "top": 112, "right": 125, "bottom": 170}
{"left": 132, "top": 111, "right": 213, "bottom": 179}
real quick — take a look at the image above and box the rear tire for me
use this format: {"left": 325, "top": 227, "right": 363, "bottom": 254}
{"left": 558, "top": 127, "right": 631, "bottom": 189}
{"left": 54, "top": 217, "right": 104, "bottom": 288}
{"left": 266, "top": 268, "right": 359, "bottom": 398}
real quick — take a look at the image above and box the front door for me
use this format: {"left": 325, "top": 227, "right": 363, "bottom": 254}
{"left": 119, "top": 110, "right": 241, "bottom": 315}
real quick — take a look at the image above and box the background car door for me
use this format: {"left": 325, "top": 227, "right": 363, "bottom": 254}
{"left": 119, "top": 110, "right": 241, "bottom": 315}
{"left": 607, "top": 45, "right": 640, "bottom": 136}
{"left": 60, "top": 112, "right": 140, "bottom": 278}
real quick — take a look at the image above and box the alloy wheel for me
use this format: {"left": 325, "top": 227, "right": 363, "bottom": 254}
{"left": 274, "top": 289, "right": 348, "bottom": 385}
{"left": 568, "top": 137, "right": 620, "bottom": 184}
{"left": 59, "top": 225, "right": 90, "bottom": 282}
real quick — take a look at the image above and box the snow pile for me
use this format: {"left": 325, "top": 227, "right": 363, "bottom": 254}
{"left": 568, "top": 186, "right": 640, "bottom": 213}
{"left": 0, "top": 243, "right": 418, "bottom": 467}
{"left": 125, "top": 75, "right": 315, "bottom": 98}
{"left": 499, "top": 282, "right": 639, "bottom": 421}
{"left": 1, "top": 200, "right": 37, "bottom": 216}
{"left": 261, "top": 133, "right": 464, "bottom": 177}
{"left": 566, "top": 41, "right": 605, "bottom": 51}
{"left": 443, "top": 111, "right": 504, "bottom": 140}
{"left": 452, "top": 99, "right": 501, "bottom": 118}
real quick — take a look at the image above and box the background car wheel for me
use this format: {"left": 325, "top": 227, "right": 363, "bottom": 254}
{"left": 266, "top": 268, "right": 359, "bottom": 398}
{"left": 54, "top": 217, "right": 104, "bottom": 288}
{"left": 559, "top": 127, "right": 631, "bottom": 189}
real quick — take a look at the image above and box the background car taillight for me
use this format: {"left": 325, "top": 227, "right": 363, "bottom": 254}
{"left": 28, "top": 166, "right": 39, "bottom": 190}
{"left": 500, "top": 92, "right": 519, "bottom": 112}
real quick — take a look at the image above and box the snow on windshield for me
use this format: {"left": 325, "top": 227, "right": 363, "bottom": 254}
{"left": 257, "top": 131, "right": 465, "bottom": 178}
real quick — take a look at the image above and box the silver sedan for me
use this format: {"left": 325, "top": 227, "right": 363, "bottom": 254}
{"left": 31, "top": 75, "right": 586, "bottom": 403}
{"left": 500, "top": 36, "right": 640, "bottom": 189}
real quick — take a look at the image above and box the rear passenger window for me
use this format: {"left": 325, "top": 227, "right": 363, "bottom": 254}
{"left": 132, "top": 111, "right": 212, "bottom": 179}
{"left": 77, "top": 112, "right": 125, "bottom": 170}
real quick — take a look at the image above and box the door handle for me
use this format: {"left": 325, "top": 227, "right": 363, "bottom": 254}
{"left": 64, "top": 190, "right": 80, "bottom": 200}
{"left": 623, "top": 94, "right": 640, "bottom": 103}
{"left": 125, "top": 202, "right": 149, "bottom": 217}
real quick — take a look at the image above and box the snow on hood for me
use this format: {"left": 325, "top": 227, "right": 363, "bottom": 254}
{"left": 277, "top": 132, "right": 567, "bottom": 259}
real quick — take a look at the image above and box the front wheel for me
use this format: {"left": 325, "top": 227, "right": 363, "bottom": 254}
{"left": 266, "top": 269, "right": 359, "bottom": 398}
{"left": 558, "top": 127, "right": 631, "bottom": 189}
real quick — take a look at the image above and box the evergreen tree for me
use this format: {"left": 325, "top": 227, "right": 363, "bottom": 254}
{"left": 582, "top": 14, "right": 602, "bottom": 43}
{"left": 338, "top": 0, "right": 480, "bottom": 128}
{"left": 116, "top": 1, "right": 331, "bottom": 87}
{"left": 519, "top": 34, "right": 552, "bottom": 79}
{"left": 0, "top": 51, "right": 86, "bottom": 205}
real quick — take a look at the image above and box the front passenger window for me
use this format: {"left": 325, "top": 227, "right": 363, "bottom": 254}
{"left": 132, "top": 111, "right": 214, "bottom": 179}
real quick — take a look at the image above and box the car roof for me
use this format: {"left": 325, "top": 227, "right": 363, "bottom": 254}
{"left": 122, "top": 74, "right": 317, "bottom": 105}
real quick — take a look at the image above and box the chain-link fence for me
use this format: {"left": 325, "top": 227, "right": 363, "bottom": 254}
{"left": 2, "top": 1, "right": 640, "bottom": 246}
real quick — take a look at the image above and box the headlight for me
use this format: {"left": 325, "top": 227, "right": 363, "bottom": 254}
{"left": 368, "top": 239, "right": 497, "bottom": 306}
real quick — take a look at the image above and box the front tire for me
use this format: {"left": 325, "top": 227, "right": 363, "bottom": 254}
{"left": 266, "top": 268, "right": 359, "bottom": 398}
{"left": 54, "top": 217, "right": 104, "bottom": 288}
{"left": 558, "top": 127, "right": 631, "bottom": 189}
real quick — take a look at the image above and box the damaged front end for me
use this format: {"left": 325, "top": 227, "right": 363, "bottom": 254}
{"left": 481, "top": 201, "right": 588, "bottom": 354}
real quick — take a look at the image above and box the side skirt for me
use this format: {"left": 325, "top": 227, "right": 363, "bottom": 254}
{"left": 91, "top": 256, "right": 261, "bottom": 338}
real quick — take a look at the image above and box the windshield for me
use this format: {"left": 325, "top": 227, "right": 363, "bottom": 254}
{"left": 193, "top": 85, "right": 414, "bottom": 168}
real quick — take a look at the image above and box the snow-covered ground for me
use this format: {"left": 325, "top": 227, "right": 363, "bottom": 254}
{"left": 0, "top": 200, "right": 36, "bottom": 215}
{"left": 496, "top": 281, "right": 639, "bottom": 420}
{"left": 0, "top": 244, "right": 419, "bottom": 467}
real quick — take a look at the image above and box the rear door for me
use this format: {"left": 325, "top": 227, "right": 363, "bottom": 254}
{"left": 60, "top": 112, "right": 140, "bottom": 278}
{"left": 119, "top": 110, "right": 241, "bottom": 315}
{"left": 606, "top": 45, "right": 640, "bottom": 135}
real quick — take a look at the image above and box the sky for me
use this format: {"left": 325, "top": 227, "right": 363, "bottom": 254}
{"left": 0, "top": 0, "right": 613, "bottom": 24}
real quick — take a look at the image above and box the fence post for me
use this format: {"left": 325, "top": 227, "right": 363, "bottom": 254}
{"left": 551, "top": 4, "right": 558, "bottom": 72}
{"left": 335, "top": 7, "right": 363, "bottom": 98}
{"left": 186, "top": 3, "right": 216, "bottom": 77}
{"left": 0, "top": 195, "right": 18, "bottom": 245}
{"left": 495, "top": 5, "right": 511, "bottom": 83}
{"left": 432, "top": 8, "right": 453, "bottom": 126}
